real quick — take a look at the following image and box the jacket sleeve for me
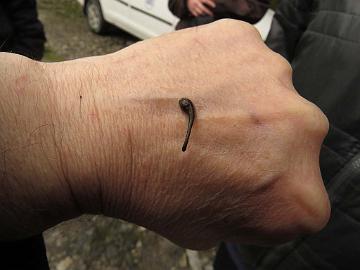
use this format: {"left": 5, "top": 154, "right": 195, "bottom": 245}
{"left": 4, "top": 0, "right": 46, "bottom": 60}
{"left": 1, "top": 234, "right": 49, "bottom": 270}
{"left": 265, "top": 0, "right": 313, "bottom": 61}
{"left": 246, "top": 0, "right": 270, "bottom": 23}
{"left": 168, "top": 0, "right": 190, "bottom": 19}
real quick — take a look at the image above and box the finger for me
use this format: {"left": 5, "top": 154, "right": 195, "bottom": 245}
{"left": 194, "top": 7, "right": 204, "bottom": 16}
{"left": 202, "top": 0, "right": 216, "bottom": 8}
{"left": 189, "top": 6, "right": 198, "bottom": 16}
{"left": 198, "top": 3, "right": 214, "bottom": 16}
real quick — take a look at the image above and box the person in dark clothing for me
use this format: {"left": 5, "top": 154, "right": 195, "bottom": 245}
{"left": 0, "top": 1, "right": 47, "bottom": 268}
{"left": 168, "top": 0, "right": 270, "bottom": 29}
{"left": 215, "top": 0, "right": 360, "bottom": 269}
{"left": 1, "top": 235, "right": 49, "bottom": 270}
{"left": 0, "top": 0, "right": 46, "bottom": 60}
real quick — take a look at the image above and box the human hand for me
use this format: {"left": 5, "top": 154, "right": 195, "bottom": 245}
{"left": 187, "top": 0, "right": 216, "bottom": 17}
{"left": 96, "top": 20, "right": 330, "bottom": 249}
{"left": 0, "top": 20, "right": 330, "bottom": 250}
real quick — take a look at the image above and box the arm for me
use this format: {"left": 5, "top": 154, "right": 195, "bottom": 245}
{"left": 266, "top": 0, "right": 314, "bottom": 61}
{"left": 4, "top": 0, "right": 46, "bottom": 60}
{"left": 0, "top": 20, "right": 330, "bottom": 249}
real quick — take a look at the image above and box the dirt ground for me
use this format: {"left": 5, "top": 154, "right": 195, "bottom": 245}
{"left": 37, "top": 1, "right": 215, "bottom": 270}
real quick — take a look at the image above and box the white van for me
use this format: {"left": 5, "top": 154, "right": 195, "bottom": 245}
{"left": 77, "top": 0, "right": 274, "bottom": 40}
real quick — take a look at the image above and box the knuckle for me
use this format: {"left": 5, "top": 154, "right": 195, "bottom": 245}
{"left": 282, "top": 154, "right": 331, "bottom": 235}
{"left": 299, "top": 101, "right": 329, "bottom": 139}
{"left": 305, "top": 202, "right": 331, "bottom": 234}
{"left": 264, "top": 183, "right": 330, "bottom": 242}
{"left": 214, "top": 18, "right": 240, "bottom": 27}
{"left": 276, "top": 93, "right": 328, "bottom": 142}
{"left": 271, "top": 52, "right": 293, "bottom": 77}
{"left": 214, "top": 19, "right": 258, "bottom": 34}
{"left": 312, "top": 105, "right": 329, "bottom": 135}
{"left": 209, "top": 19, "right": 262, "bottom": 46}
{"left": 294, "top": 185, "right": 331, "bottom": 235}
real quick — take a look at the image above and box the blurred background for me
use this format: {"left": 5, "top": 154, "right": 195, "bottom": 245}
{"left": 37, "top": 0, "right": 276, "bottom": 269}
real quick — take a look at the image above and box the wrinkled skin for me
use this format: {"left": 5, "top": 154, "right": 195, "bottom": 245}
{"left": 0, "top": 20, "right": 330, "bottom": 249}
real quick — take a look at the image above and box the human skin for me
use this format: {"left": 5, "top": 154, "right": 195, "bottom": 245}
{"left": 187, "top": 0, "right": 216, "bottom": 16}
{"left": 0, "top": 20, "right": 330, "bottom": 249}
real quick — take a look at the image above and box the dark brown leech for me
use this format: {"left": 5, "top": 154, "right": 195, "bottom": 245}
{"left": 179, "top": 98, "right": 195, "bottom": 152}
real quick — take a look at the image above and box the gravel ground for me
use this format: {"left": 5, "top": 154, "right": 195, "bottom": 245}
{"left": 37, "top": 1, "right": 215, "bottom": 269}
{"left": 38, "top": 0, "right": 137, "bottom": 60}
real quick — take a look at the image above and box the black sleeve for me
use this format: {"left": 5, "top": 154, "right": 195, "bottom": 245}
{"left": 246, "top": 0, "right": 271, "bottom": 23}
{"left": 0, "top": 234, "right": 49, "bottom": 270}
{"left": 265, "top": 0, "right": 314, "bottom": 61}
{"left": 168, "top": 0, "right": 190, "bottom": 19}
{"left": 3, "top": 0, "right": 46, "bottom": 60}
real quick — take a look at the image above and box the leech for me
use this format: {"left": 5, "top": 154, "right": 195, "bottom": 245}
{"left": 179, "top": 98, "right": 195, "bottom": 152}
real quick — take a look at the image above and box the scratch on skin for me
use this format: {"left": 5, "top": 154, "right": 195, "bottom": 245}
{"left": 28, "top": 124, "right": 52, "bottom": 139}
{"left": 79, "top": 94, "right": 83, "bottom": 119}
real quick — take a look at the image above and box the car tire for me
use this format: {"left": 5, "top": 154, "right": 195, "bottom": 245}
{"left": 85, "top": 0, "right": 109, "bottom": 35}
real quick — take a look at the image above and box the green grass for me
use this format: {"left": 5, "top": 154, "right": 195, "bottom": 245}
{"left": 38, "top": 0, "right": 83, "bottom": 19}
{"left": 43, "top": 45, "right": 64, "bottom": 62}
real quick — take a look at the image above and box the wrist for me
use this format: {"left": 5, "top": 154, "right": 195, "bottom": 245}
{"left": 0, "top": 54, "right": 82, "bottom": 239}
{"left": 44, "top": 55, "right": 138, "bottom": 218}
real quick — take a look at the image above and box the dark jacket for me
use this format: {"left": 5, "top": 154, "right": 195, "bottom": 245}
{"left": 0, "top": 0, "right": 46, "bottom": 60}
{"left": 218, "top": 0, "right": 360, "bottom": 269}
{"left": 1, "top": 234, "right": 49, "bottom": 270}
{"left": 0, "top": 0, "right": 48, "bottom": 268}
{"left": 168, "top": 0, "right": 270, "bottom": 29}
